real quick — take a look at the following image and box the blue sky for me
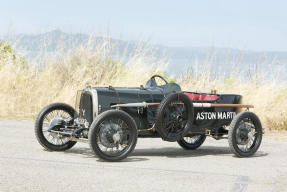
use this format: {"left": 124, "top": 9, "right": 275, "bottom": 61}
{"left": 1, "top": 0, "right": 286, "bottom": 51}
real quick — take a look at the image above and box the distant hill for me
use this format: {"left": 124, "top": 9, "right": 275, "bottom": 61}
{"left": 4, "top": 30, "right": 287, "bottom": 77}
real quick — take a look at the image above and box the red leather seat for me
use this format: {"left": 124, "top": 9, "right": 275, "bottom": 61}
{"left": 184, "top": 92, "right": 218, "bottom": 101}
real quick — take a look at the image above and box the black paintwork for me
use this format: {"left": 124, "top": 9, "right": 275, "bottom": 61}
{"left": 78, "top": 83, "right": 242, "bottom": 137}
{"left": 188, "top": 92, "right": 242, "bottom": 134}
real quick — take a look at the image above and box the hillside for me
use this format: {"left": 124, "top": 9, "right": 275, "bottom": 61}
{"left": 4, "top": 30, "right": 287, "bottom": 77}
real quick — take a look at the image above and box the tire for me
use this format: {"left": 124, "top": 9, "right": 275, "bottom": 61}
{"left": 155, "top": 92, "right": 194, "bottom": 142}
{"left": 177, "top": 135, "right": 206, "bottom": 150}
{"left": 89, "top": 110, "right": 138, "bottom": 161}
{"left": 35, "top": 103, "right": 77, "bottom": 151}
{"left": 228, "top": 111, "right": 263, "bottom": 157}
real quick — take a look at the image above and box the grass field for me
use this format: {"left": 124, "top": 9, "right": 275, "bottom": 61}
{"left": 0, "top": 39, "right": 286, "bottom": 131}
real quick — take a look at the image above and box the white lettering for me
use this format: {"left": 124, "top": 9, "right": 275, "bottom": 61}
{"left": 226, "top": 112, "right": 230, "bottom": 119}
{"left": 211, "top": 113, "right": 216, "bottom": 119}
{"left": 196, "top": 112, "right": 237, "bottom": 120}
{"left": 196, "top": 113, "right": 202, "bottom": 120}
{"left": 218, "top": 112, "right": 223, "bottom": 119}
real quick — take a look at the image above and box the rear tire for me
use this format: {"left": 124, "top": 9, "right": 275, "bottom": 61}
{"left": 177, "top": 135, "right": 206, "bottom": 150}
{"left": 228, "top": 111, "right": 263, "bottom": 157}
{"left": 35, "top": 103, "right": 77, "bottom": 151}
{"left": 89, "top": 110, "right": 138, "bottom": 161}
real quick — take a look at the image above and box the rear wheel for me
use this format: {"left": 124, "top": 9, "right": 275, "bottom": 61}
{"left": 35, "top": 103, "right": 77, "bottom": 151}
{"left": 228, "top": 111, "right": 263, "bottom": 157}
{"left": 177, "top": 135, "right": 206, "bottom": 150}
{"left": 89, "top": 110, "right": 138, "bottom": 161}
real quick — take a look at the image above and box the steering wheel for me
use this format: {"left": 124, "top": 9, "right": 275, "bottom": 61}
{"left": 150, "top": 75, "right": 169, "bottom": 85}
{"left": 145, "top": 75, "right": 169, "bottom": 88}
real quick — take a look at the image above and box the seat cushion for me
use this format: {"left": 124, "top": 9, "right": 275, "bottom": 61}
{"left": 184, "top": 92, "right": 218, "bottom": 101}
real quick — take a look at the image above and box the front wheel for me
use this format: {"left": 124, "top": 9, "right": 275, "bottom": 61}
{"left": 35, "top": 103, "right": 77, "bottom": 151}
{"left": 177, "top": 135, "right": 206, "bottom": 150}
{"left": 228, "top": 111, "right": 263, "bottom": 157}
{"left": 88, "top": 110, "right": 138, "bottom": 161}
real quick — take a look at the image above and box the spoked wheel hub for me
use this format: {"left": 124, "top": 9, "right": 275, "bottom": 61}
{"left": 236, "top": 125, "right": 252, "bottom": 145}
{"left": 235, "top": 118, "right": 257, "bottom": 151}
{"left": 99, "top": 122, "right": 123, "bottom": 148}
{"left": 167, "top": 110, "right": 186, "bottom": 132}
{"left": 48, "top": 117, "right": 66, "bottom": 136}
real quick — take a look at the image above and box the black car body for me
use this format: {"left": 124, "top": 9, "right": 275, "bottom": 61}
{"left": 78, "top": 85, "right": 241, "bottom": 136}
{"left": 35, "top": 75, "right": 262, "bottom": 161}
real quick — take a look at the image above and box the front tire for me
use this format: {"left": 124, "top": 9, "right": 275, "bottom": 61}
{"left": 35, "top": 103, "right": 77, "bottom": 151}
{"left": 177, "top": 135, "right": 206, "bottom": 150}
{"left": 89, "top": 110, "right": 138, "bottom": 161}
{"left": 228, "top": 111, "right": 263, "bottom": 157}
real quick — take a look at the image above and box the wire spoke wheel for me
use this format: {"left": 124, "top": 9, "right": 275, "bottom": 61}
{"left": 96, "top": 117, "right": 132, "bottom": 156}
{"left": 42, "top": 109, "right": 72, "bottom": 146}
{"left": 228, "top": 111, "right": 262, "bottom": 157}
{"left": 155, "top": 93, "right": 194, "bottom": 142}
{"left": 35, "top": 103, "right": 77, "bottom": 151}
{"left": 89, "top": 110, "right": 138, "bottom": 161}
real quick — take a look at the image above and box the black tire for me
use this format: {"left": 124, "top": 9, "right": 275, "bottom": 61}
{"left": 177, "top": 135, "right": 206, "bottom": 150}
{"left": 155, "top": 92, "right": 194, "bottom": 142}
{"left": 89, "top": 110, "right": 138, "bottom": 161}
{"left": 35, "top": 103, "right": 77, "bottom": 151}
{"left": 228, "top": 111, "right": 263, "bottom": 157}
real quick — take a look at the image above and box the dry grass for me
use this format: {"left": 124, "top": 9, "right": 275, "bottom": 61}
{"left": 0, "top": 39, "right": 286, "bottom": 131}
{"left": 0, "top": 39, "right": 166, "bottom": 119}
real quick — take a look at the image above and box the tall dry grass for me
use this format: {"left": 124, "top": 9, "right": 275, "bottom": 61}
{"left": 0, "top": 39, "right": 286, "bottom": 131}
{"left": 0, "top": 39, "right": 166, "bottom": 118}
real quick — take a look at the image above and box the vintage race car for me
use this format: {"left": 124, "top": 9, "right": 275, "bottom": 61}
{"left": 35, "top": 75, "right": 263, "bottom": 161}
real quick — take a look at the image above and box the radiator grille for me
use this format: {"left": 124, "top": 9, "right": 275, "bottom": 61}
{"left": 79, "top": 92, "right": 93, "bottom": 125}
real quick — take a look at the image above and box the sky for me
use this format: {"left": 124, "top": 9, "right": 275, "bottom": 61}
{"left": 0, "top": 0, "right": 286, "bottom": 51}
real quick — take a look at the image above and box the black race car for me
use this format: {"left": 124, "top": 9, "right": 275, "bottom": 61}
{"left": 35, "top": 75, "right": 263, "bottom": 161}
